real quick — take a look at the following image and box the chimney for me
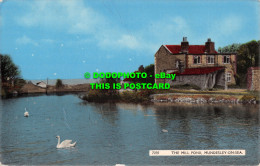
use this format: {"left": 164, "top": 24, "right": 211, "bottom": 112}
{"left": 181, "top": 37, "right": 189, "bottom": 53}
{"left": 205, "top": 38, "right": 215, "bottom": 54}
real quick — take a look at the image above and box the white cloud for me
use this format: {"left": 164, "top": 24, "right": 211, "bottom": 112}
{"left": 100, "top": 34, "right": 140, "bottom": 50}
{"left": 15, "top": 1, "right": 192, "bottom": 53}
{"left": 17, "top": 0, "right": 105, "bottom": 35}
{"left": 147, "top": 16, "right": 191, "bottom": 43}
{"left": 117, "top": 35, "right": 139, "bottom": 49}
{"left": 16, "top": 35, "right": 38, "bottom": 46}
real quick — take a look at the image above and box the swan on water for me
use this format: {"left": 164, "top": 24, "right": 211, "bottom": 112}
{"left": 56, "top": 135, "right": 76, "bottom": 148}
{"left": 24, "top": 108, "right": 29, "bottom": 117}
{"left": 0, "top": 161, "right": 8, "bottom": 166}
{"left": 162, "top": 129, "right": 168, "bottom": 133}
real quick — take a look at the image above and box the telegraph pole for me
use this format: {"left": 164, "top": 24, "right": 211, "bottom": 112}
{"left": 46, "top": 77, "right": 48, "bottom": 94}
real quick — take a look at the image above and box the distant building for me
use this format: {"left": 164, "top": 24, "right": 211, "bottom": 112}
{"left": 35, "top": 81, "right": 47, "bottom": 88}
{"left": 247, "top": 67, "right": 260, "bottom": 91}
{"left": 154, "top": 37, "right": 237, "bottom": 89}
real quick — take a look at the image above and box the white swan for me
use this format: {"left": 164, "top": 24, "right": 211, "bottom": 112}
{"left": 24, "top": 108, "right": 29, "bottom": 117}
{"left": 162, "top": 129, "right": 168, "bottom": 133}
{"left": 0, "top": 161, "right": 8, "bottom": 166}
{"left": 56, "top": 135, "right": 76, "bottom": 148}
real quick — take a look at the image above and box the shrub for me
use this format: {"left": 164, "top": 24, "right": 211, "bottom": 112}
{"left": 172, "top": 84, "right": 201, "bottom": 90}
{"left": 241, "top": 94, "right": 256, "bottom": 101}
{"left": 56, "top": 79, "right": 63, "bottom": 88}
{"left": 120, "top": 89, "right": 154, "bottom": 103}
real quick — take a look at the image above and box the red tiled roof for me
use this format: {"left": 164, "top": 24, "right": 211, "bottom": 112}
{"left": 170, "top": 66, "right": 224, "bottom": 75}
{"left": 165, "top": 45, "right": 218, "bottom": 54}
{"left": 165, "top": 45, "right": 181, "bottom": 54}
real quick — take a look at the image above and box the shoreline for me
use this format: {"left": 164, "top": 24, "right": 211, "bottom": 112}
{"left": 3, "top": 82, "right": 259, "bottom": 105}
{"left": 152, "top": 93, "right": 259, "bottom": 104}
{"left": 3, "top": 91, "right": 259, "bottom": 105}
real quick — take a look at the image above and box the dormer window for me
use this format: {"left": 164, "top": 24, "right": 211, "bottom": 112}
{"left": 193, "top": 55, "right": 201, "bottom": 64}
{"left": 207, "top": 55, "right": 215, "bottom": 64}
{"left": 223, "top": 55, "right": 230, "bottom": 64}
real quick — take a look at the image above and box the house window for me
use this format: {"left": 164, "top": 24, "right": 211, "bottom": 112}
{"left": 207, "top": 55, "right": 215, "bottom": 64}
{"left": 226, "top": 73, "right": 231, "bottom": 82}
{"left": 223, "top": 55, "right": 230, "bottom": 64}
{"left": 193, "top": 56, "right": 201, "bottom": 64}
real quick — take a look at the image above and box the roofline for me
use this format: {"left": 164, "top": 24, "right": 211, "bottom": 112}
{"left": 163, "top": 45, "right": 237, "bottom": 55}
{"left": 169, "top": 66, "right": 226, "bottom": 70}
{"left": 163, "top": 45, "right": 172, "bottom": 54}
{"left": 170, "top": 53, "right": 236, "bottom": 55}
{"left": 169, "top": 67, "right": 225, "bottom": 76}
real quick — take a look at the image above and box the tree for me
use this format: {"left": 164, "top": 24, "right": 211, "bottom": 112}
{"left": 218, "top": 43, "right": 241, "bottom": 53}
{"left": 133, "top": 64, "right": 154, "bottom": 84}
{"left": 0, "top": 54, "right": 21, "bottom": 82}
{"left": 100, "top": 75, "right": 120, "bottom": 95}
{"left": 144, "top": 64, "right": 154, "bottom": 83}
{"left": 84, "top": 76, "right": 120, "bottom": 102}
{"left": 56, "top": 79, "right": 63, "bottom": 88}
{"left": 237, "top": 40, "right": 259, "bottom": 74}
{"left": 219, "top": 40, "right": 259, "bottom": 86}
{"left": 1, "top": 54, "right": 25, "bottom": 97}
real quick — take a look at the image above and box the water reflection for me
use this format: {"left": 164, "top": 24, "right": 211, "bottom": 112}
{"left": 152, "top": 104, "right": 259, "bottom": 151}
{"left": 91, "top": 103, "right": 119, "bottom": 125}
{"left": 0, "top": 95, "right": 259, "bottom": 165}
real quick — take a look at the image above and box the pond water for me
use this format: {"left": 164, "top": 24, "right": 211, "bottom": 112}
{"left": 0, "top": 94, "right": 259, "bottom": 165}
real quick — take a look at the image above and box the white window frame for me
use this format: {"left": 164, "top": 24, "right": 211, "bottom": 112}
{"left": 193, "top": 55, "right": 201, "bottom": 64}
{"left": 226, "top": 73, "right": 231, "bottom": 82}
{"left": 223, "top": 55, "right": 230, "bottom": 64}
{"left": 207, "top": 55, "right": 215, "bottom": 64}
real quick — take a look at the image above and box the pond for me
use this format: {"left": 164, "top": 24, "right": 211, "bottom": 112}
{"left": 0, "top": 94, "right": 258, "bottom": 165}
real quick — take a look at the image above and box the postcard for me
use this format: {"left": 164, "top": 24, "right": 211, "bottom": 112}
{"left": 0, "top": 0, "right": 259, "bottom": 165}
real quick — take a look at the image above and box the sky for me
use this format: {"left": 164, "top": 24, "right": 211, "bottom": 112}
{"left": 0, "top": 0, "right": 259, "bottom": 79}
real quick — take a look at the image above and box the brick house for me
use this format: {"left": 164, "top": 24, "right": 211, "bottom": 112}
{"left": 247, "top": 67, "right": 260, "bottom": 91}
{"left": 154, "top": 37, "right": 236, "bottom": 89}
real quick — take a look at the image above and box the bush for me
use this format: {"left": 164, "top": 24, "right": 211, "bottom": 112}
{"left": 83, "top": 88, "right": 119, "bottom": 102}
{"left": 120, "top": 89, "right": 154, "bottom": 103}
{"left": 56, "top": 79, "right": 63, "bottom": 88}
{"left": 172, "top": 84, "right": 201, "bottom": 90}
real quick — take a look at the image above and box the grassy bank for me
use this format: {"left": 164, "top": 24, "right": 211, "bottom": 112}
{"left": 152, "top": 91, "right": 259, "bottom": 104}
{"left": 82, "top": 89, "right": 153, "bottom": 103}
{"left": 82, "top": 88, "right": 259, "bottom": 104}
